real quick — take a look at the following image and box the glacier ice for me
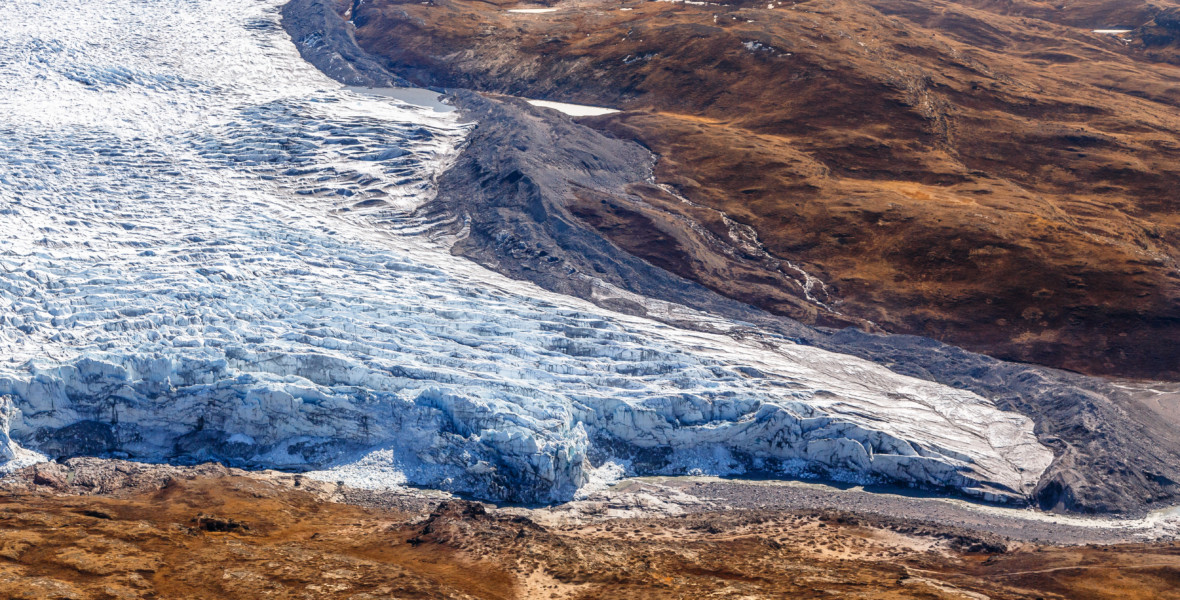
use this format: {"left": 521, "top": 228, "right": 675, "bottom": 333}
{"left": 0, "top": 0, "right": 1052, "bottom": 503}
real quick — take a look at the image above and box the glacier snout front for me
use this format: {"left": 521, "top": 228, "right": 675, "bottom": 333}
{"left": 0, "top": 329, "right": 1052, "bottom": 504}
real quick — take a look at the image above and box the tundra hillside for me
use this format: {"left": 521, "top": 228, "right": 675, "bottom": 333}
{"left": 349, "top": 0, "right": 1180, "bottom": 378}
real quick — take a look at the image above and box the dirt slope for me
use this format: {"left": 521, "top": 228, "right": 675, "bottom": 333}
{"left": 348, "top": 0, "right": 1180, "bottom": 378}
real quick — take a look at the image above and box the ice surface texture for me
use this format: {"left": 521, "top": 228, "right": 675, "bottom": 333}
{"left": 0, "top": 0, "right": 1051, "bottom": 503}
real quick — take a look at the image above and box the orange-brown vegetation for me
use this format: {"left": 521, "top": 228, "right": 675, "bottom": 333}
{"left": 351, "top": 0, "right": 1180, "bottom": 377}
{"left": 3, "top": 473, "right": 1180, "bottom": 599}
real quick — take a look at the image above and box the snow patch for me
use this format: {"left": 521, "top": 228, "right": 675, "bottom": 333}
{"left": 526, "top": 99, "right": 620, "bottom": 116}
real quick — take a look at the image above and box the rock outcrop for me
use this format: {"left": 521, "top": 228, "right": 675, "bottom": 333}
{"left": 281, "top": 0, "right": 411, "bottom": 87}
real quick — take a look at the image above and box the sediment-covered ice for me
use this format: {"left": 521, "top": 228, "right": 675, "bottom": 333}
{"left": 0, "top": 0, "right": 1052, "bottom": 503}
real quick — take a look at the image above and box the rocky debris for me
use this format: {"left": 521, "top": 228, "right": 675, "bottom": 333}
{"left": 843, "top": 514, "right": 1009, "bottom": 554}
{"left": 518, "top": 480, "right": 717, "bottom": 524}
{"left": 422, "top": 91, "right": 704, "bottom": 312}
{"left": 664, "top": 477, "right": 1180, "bottom": 545}
{"left": 531, "top": 474, "right": 1178, "bottom": 545}
{"left": 191, "top": 514, "right": 251, "bottom": 533}
{"left": 281, "top": 0, "right": 410, "bottom": 87}
{"left": 407, "top": 499, "right": 547, "bottom": 547}
{"left": 947, "top": 535, "right": 1008, "bottom": 555}
{"left": 420, "top": 90, "right": 865, "bottom": 329}
{"left": 0, "top": 458, "right": 233, "bottom": 497}
{"left": 9, "top": 458, "right": 1180, "bottom": 546}
{"left": 29, "top": 462, "right": 70, "bottom": 490}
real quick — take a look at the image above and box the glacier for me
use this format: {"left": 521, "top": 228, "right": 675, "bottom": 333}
{"left": 0, "top": 0, "right": 1052, "bottom": 503}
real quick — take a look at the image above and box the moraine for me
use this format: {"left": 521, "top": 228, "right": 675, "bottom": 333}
{"left": 0, "top": 0, "right": 1051, "bottom": 504}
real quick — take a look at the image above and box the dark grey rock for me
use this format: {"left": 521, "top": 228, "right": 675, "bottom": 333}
{"left": 281, "top": 0, "right": 410, "bottom": 88}
{"left": 420, "top": 91, "right": 750, "bottom": 319}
